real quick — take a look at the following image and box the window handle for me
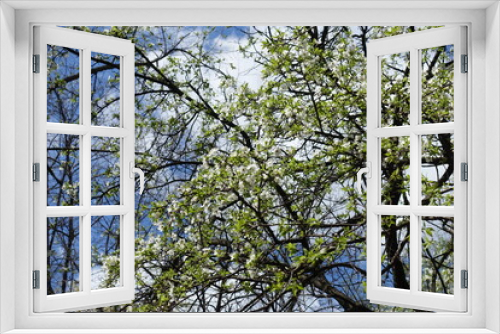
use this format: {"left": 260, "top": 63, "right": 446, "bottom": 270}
{"left": 130, "top": 162, "right": 145, "bottom": 195}
{"left": 356, "top": 162, "right": 371, "bottom": 194}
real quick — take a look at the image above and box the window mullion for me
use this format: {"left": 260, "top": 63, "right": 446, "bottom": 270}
{"left": 81, "top": 47, "right": 92, "bottom": 294}
{"left": 409, "top": 47, "right": 420, "bottom": 294}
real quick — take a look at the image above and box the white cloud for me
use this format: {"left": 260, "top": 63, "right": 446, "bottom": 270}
{"left": 210, "top": 32, "right": 264, "bottom": 90}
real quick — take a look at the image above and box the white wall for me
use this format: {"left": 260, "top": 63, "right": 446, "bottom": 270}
{"left": 0, "top": 2, "right": 16, "bottom": 333}
{"left": 485, "top": 2, "right": 500, "bottom": 333}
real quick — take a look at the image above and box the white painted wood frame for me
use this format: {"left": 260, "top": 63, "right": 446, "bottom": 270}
{"left": 366, "top": 26, "right": 467, "bottom": 312}
{"left": 33, "top": 26, "right": 136, "bottom": 312}
{"left": 4, "top": 5, "right": 491, "bottom": 333}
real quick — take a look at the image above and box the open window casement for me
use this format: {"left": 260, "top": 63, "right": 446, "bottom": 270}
{"left": 364, "top": 26, "right": 467, "bottom": 312}
{"left": 33, "top": 26, "right": 140, "bottom": 312}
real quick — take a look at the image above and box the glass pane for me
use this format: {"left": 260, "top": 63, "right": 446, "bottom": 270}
{"left": 47, "top": 133, "right": 80, "bottom": 206}
{"left": 381, "top": 215, "right": 410, "bottom": 290}
{"left": 91, "top": 216, "right": 121, "bottom": 289}
{"left": 421, "top": 134, "right": 454, "bottom": 206}
{"left": 47, "top": 45, "right": 80, "bottom": 124}
{"left": 91, "top": 136, "right": 120, "bottom": 205}
{"left": 381, "top": 137, "right": 410, "bottom": 205}
{"left": 91, "top": 52, "right": 121, "bottom": 127}
{"left": 47, "top": 217, "right": 80, "bottom": 295}
{"left": 421, "top": 217, "right": 454, "bottom": 294}
{"left": 421, "top": 45, "right": 454, "bottom": 124}
{"left": 380, "top": 52, "right": 410, "bottom": 127}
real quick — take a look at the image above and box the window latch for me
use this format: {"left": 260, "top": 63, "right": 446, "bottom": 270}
{"left": 356, "top": 162, "right": 372, "bottom": 194}
{"left": 130, "top": 162, "right": 145, "bottom": 195}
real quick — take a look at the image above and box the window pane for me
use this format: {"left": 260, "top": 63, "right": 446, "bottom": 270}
{"left": 91, "top": 52, "right": 121, "bottom": 127}
{"left": 381, "top": 137, "right": 410, "bottom": 205}
{"left": 47, "top": 217, "right": 80, "bottom": 295}
{"left": 421, "top": 217, "right": 454, "bottom": 294}
{"left": 47, "top": 133, "right": 80, "bottom": 206}
{"left": 380, "top": 52, "right": 410, "bottom": 127}
{"left": 91, "top": 136, "right": 120, "bottom": 205}
{"left": 421, "top": 134, "right": 454, "bottom": 206}
{"left": 47, "top": 45, "right": 80, "bottom": 124}
{"left": 381, "top": 215, "right": 410, "bottom": 290}
{"left": 91, "top": 216, "right": 121, "bottom": 290}
{"left": 421, "top": 45, "right": 454, "bottom": 124}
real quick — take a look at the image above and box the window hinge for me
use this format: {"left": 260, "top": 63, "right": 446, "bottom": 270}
{"left": 33, "top": 54, "right": 40, "bottom": 73}
{"left": 33, "top": 270, "right": 40, "bottom": 289}
{"left": 461, "top": 270, "right": 468, "bottom": 289}
{"left": 33, "top": 163, "right": 40, "bottom": 182}
{"left": 461, "top": 54, "right": 468, "bottom": 73}
{"left": 461, "top": 162, "right": 468, "bottom": 181}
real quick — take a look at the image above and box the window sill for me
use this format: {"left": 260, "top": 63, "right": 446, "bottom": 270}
{"left": 3, "top": 330, "right": 498, "bottom": 334}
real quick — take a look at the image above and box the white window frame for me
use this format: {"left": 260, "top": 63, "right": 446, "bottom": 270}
{"left": 33, "top": 26, "right": 137, "bottom": 312}
{"left": 366, "top": 26, "right": 467, "bottom": 312}
{"left": 1, "top": 1, "right": 499, "bottom": 333}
